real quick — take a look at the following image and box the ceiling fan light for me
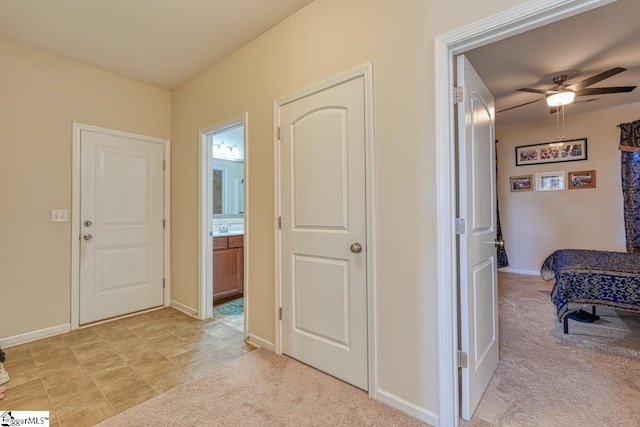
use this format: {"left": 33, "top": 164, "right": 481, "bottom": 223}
{"left": 546, "top": 91, "right": 575, "bottom": 107}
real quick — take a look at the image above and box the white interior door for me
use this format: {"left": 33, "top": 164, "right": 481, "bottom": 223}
{"left": 279, "top": 75, "right": 368, "bottom": 390}
{"left": 80, "top": 128, "right": 165, "bottom": 325}
{"left": 457, "top": 54, "right": 499, "bottom": 420}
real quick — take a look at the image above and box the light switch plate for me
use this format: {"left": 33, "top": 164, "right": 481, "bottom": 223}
{"left": 51, "top": 209, "right": 68, "bottom": 222}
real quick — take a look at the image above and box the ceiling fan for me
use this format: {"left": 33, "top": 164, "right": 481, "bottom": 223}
{"left": 498, "top": 67, "right": 637, "bottom": 113}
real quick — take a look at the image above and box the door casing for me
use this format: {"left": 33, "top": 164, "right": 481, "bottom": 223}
{"left": 71, "top": 122, "right": 171, "bottom": 330}
{"left": 434, "top": 0, "right": 616, "bottom": 425}
{"left": 274, "top": 63, "right": 377, "bottom": 396}
{"left": 198, "top": 113, "right": 249, "bottom": 326}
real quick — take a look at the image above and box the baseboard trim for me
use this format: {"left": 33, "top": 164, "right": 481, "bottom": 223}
{"left": 375, "top": 387, "right": 439, "bottom": 426}
{"left": 498, "top": 267, "right": 539, "bottom": 276}
{"left": 0, "top": 324, "right": 70, "bottom": 348}
{"left": 246, "top": 333, "right": 275, "bottom": 352}
{"left": 171, "top": 300, "right": 199, "bottom": 318}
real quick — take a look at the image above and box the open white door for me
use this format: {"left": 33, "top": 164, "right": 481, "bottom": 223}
{"left": 278, "top": 73, "right": 368, "bottom": 390}
{"left": 457, "top": 54, "right": 499, "bottom": 420}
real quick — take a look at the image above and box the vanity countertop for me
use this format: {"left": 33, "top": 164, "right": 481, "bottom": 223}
{"left": 212, "top": 229, "right": 244, "bottom": 237}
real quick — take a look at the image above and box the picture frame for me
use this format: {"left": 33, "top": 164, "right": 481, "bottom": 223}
{"left": 568, "top": 170, "right": 596, "bottom": 189}
{"left": 536, "top": 171, "right": 565, "bottom": 191}
{"left": 509, "top": 175, "right": 533, "bottom": 192}
{"left": 515, "top": 138, "right": 587, "bottom": 166}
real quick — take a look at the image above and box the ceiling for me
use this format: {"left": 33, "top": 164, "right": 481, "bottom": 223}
{"left": 1, "top": 0, "right": 637, "bottom": 121}
{"left": 465, "top": 0, "right": 640, "bottom": 126}
{"left": 0, "top": 0, "right": 314, "bottom": 89}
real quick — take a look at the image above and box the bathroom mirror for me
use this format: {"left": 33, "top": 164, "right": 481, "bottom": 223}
{"left": 213, "top": 158, "right": 244, "bottom": 217}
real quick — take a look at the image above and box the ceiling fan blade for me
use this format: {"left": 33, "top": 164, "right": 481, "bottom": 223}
{"left": 517, "top": 88, "right": 553, "bottom": 95}
{"left": 497, "top": 98, "right": 542, "bottom": 113}
{"left": 565, "top": 67, "right": 627, "bottom": 92}
{"left": 575, "top": 86, "right": 636, "bottom": 96}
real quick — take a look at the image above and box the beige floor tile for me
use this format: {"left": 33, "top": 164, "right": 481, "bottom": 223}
{"left": 62, "top": 329, "right": 102, "bottom": 348}
{"left": 28, "top": 336, "right": 68, "bottom": 357}
{"left": 0, "top": 378, "right": 52, "bottom": 412}
{"left": 147, "top": 366, "right": 193, "bottom": 393}
{"left": 107, "top": 383, "right": 158, "bottom": 413}
{"left": 57, "top": 401, "right": 115, "bottom": 427}
{"left": 2, "top": 357, "right": 40, "bottom": 387}
{"left": 4, "top": 344, "right": 32, "bottom": 362}
{"left": 49, "top": 387, "right": 111, "bottom": 421}
{"left": 1, "top": 307, "right": 246, "bottom": 424}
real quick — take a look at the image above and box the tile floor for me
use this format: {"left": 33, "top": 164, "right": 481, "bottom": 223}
{"left": 0, "top": 305, "right": 251, "bottom": 427}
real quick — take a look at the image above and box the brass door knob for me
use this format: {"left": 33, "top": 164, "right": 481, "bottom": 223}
{"left": 350, "top": 243, "right": 363, "bottom": 253}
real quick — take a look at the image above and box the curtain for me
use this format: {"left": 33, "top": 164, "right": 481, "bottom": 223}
{"left": 618, "top": 119, "right": 640, "bottom": 253}
{"left": 496, "top": 140, "right": 509, "bottom": 268}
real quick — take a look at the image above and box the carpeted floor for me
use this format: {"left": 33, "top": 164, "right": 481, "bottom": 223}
{"left": 462, "top": 272, "right": 640, "bottom": 426}
{"left": 95, "top": 348, "right": 428, "bottom": 427}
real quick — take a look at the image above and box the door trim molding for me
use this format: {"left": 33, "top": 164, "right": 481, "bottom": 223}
{"left": 434, "top": 0, "right": 616, "bottom": 425}
{"left": 71, "top": 122, "right": 171, "bottom": 330}
{"left": 273, "top": 62, "right": 377, "bottom": 395}
{"left": 198, "top": 113, "right": 249, "bottom": 330}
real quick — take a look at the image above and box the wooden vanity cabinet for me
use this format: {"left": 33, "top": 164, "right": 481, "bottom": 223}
{"left": 213, "top": 235, "right": 244, "bottom": 302}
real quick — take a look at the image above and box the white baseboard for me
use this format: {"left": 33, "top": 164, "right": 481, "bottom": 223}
{"left": 246, "top": 333, "right": 275, "bottom": 352}
{"left": 498, "top": 267, "right": 539, "bottom": 276}
{"left": 0, "top": 324, "right": 70, "bottom": 348}
{"left": 171, "top": 300, "right": 199, "bottom": 318}
{"left": 375, "top": 387, "right": 439, "bottom": 426}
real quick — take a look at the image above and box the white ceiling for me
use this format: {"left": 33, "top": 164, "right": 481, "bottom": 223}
{"left": 465, "top": 0, "right": 640, "bottom": 126}
{"left": 0, "top": 0, "right": 314, "bottom": 89}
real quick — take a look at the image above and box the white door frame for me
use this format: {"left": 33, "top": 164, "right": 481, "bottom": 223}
{"left": 70, "top": 122, "right": 171, "bottom": 330}
{"left": 434, "top": 0, "right": 616, "bottom": 425}
{"left": 274, "top": 63, "right": 377, "bottom": 395}
{"left": 198, "top": 113, "right": 249, "bottom": 323}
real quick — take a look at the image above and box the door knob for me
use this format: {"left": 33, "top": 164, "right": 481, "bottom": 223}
{"left": 494, "top": 239, "right": 504, "bottom": 248}
{"left": 83, "top": 234, "right": 93, "bottom": 241}
{"left": 350, "top": 242, "right": 363, "bottom": 253}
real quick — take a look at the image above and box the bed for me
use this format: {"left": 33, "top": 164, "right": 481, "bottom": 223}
{"left": 540, "top": 249, "right": 640, "bottom": 333}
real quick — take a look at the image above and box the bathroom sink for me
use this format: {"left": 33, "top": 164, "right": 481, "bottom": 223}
{"left": 212, "top": 228, "right": 244, "bottom": 237}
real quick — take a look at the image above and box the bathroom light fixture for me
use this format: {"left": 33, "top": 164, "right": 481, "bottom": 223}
{"left": 212, "top": 139, "right": 240, "bottom": 159}
{"left": 546, "top": 90, "right": 575, "bottom": 107}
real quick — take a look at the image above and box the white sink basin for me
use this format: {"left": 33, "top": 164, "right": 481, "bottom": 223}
{"left": 212, "top": 228, "right": 244, "bottom": 237}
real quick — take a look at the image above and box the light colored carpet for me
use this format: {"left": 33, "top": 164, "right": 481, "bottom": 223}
{"left": 96, "top": 347, "right": 429, "bottom": 427}
{"left": 462, "top": 273, "right": 640, "bottom": 426}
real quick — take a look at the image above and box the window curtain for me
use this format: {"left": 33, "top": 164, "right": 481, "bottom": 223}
{"left": 618, "top": 119, "right": 640, "bottom": 253}
{"left": 496, "top": 140, "right": 509, "bottom": 268}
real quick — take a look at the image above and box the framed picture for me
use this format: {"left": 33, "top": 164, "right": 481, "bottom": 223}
{"left": 515, "top": 138, "right": 587, "bottom": 166}
{"left": 509, "top": 175, "right": 533, "bottom": 192}
{"left": 536, "top": 171, "right": 565, "bottom": 191}
{"left": 568, "top": 170, "right": 596, "bottom": 189}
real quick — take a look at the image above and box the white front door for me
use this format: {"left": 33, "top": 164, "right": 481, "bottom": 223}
{"left": 279, "top": 74, "right": 368, "bottom": 390}
{"left": 457, "top": 54, "right": 499, "bottom": 420}
{"left": 79, "top": 127, "right": 165, "bottom": 325}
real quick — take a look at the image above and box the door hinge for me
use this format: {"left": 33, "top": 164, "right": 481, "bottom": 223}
{"left": 163, "top": 160, "right": 166, "bottom": 170}
{"left": 278, "top": 217, "right": 282, "bottom": 229}
{"left": 163, "top": 278, "right": 166, "bottom": 289}
{"left": 163, "top": 219, "right": 166, "bottom": 229}
{"left": 453, "top": 86, "right": 464, "bottom": 104}
{"left": 455, "top": 218, "right": 466, "bottom": 235}
{"left": 279, "top": 307, "right": 282, "bottom": 320}
{"left": 457, "top": 350, "right": 468, "bottom": 368}
{"left": 277, "top": 127, "right": 281, "bottom": 140}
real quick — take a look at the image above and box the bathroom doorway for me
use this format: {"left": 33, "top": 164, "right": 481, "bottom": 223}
{"left": 199, "top": 113, "right": 247, "bottom": 335}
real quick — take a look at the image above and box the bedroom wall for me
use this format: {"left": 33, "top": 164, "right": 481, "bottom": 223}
{"left": 171, "top": 0, "right": 528, "bottom": 421}
{"left": 497, "top": 102, "right": 640, "bottom": 274}
{"left": 0, "top": 38, "right": 172, "bottom": 340}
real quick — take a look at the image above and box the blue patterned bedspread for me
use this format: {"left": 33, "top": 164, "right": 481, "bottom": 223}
{"left": 540, "top": 249, "right": 640, "bottom": 321}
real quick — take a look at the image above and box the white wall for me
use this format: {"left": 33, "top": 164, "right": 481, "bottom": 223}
{"left": 0, "top": 38, "right": 171, "bottom": 341}
{"left": 497, "top": 103, "right": 640, "bottom": 274}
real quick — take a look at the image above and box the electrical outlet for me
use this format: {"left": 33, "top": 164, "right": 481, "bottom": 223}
{"left": 51, "top": 209, "right": 68, "bottom": 222}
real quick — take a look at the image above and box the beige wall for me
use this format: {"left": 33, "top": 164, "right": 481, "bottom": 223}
{"left": 0, "top": 38, "right": 171, "bottom": 339}
{"left": 497, "top": 103, "right": 640, "bottom": 273}
{"left": 171, "top": 0, "right": 528, "bottom": 418}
